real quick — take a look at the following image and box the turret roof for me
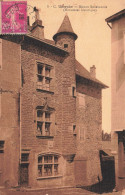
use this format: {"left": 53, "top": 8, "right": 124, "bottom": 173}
{"left": 53, "top": 15, "right": 78, "bottom": 40}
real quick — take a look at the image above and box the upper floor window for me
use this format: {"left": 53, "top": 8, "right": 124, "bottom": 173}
{"left": 21, "top": 153, "right": 29, "bottom": 163}
{"left": 0, "top": 141, "right": 4, "bottom": 153}
{"left": 38, "top": 154, "right": 59, "bottom": 178}
{"left": 36, "top": 62, "right": 53, "bottom": 91}
{"left": 73, "top": 125, "right": 77, "bottom": 135}
{"left": 36, "top": 106, "right": 54, "bottom": 137}
{"left": 72, "top": 86, "right": 76, "bottom": 97}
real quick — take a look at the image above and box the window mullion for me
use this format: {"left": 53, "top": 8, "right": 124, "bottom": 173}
{"left": 43, "top": 66, "right": 45, "bottom": 89}
{"left": 52, "top": 156, "right": 54, "bottom": 176}
{"left": 43, "top": 112, "right": 45, "bottom": 136}
{"left": 38, "top": 155, "right": 59, "bottom": 177}
{"left": 42, "top": 155, "right": 44, "bottom": 177}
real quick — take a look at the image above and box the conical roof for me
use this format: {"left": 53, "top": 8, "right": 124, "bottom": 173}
{"left": 53, "top": 15, "right": 78, "bottom": 40}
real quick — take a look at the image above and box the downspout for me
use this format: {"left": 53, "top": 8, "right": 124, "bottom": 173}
{"left": 19, "top": 36, "right": 24, "bottom": 164}
{"left": 107, "top": 22, "right": 112, "bottom": 29}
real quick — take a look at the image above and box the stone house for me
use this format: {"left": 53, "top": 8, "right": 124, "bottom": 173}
{"left": 106, "top": 9, "right": 125, "bottom": 191}
{"left": 0, "top": 10, "right": 107, "bottom": 188}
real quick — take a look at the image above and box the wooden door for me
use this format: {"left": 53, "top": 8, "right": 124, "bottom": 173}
{"left": 20, "top": 164, "right": 29, "bottom": 186}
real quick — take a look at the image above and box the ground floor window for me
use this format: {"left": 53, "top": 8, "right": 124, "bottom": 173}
{"left": 38, "top": 154, "right": 59, "bottom": 177}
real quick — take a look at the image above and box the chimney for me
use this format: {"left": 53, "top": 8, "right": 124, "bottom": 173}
{"left": 31, "top": 7, "right": 44, "bottom": 39}
{"left": 90, "top": 65, "right": 96, "bottom": 78}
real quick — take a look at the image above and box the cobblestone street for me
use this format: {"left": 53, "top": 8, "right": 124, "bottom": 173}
{"left": 0, "top": 187, "right": 123, "bottom": 195}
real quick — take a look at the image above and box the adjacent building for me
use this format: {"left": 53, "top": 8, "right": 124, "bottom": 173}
{"left": 0, "top": 9, "right": 107, "bottom": 188}
{"left": 106, "top": 9, "right": 125, "bottom": 191}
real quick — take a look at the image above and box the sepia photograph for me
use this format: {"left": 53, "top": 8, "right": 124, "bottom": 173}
{"left": 0, "top": 0, "right": 125, "bottom": 194}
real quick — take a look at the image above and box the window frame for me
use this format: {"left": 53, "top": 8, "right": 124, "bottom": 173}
{"left": 21, "top": 153, "right": 29, "bottom": 163}
{"left": 36, "top": 62, "right": 53, "bottom": 92}
{"left": 36, "top": 107, "right": 53, "bottom": 137}
{"left": 38, "top": 154, "right": 59, "bottom": 178}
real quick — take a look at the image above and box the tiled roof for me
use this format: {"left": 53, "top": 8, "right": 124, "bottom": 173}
{"left": 53, "top": 15, "right": 77, "bottom": 40}
{"left": 44, "top": 39, "right": 55, "bottom": 45}
{"left": 105, "top": 9, "right": 125, "bottom": 23}
{"left": 25, "top": 34, "right": 68, "bottom": 54}
{"left": 75, "top": 60, "right": 108, "bottom": 88}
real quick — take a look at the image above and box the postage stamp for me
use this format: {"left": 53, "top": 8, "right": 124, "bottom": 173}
{"left": 1, "top": 1, "right": 27, "bottom": 34}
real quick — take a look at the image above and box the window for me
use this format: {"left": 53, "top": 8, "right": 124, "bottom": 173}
{"left": 72, "top": 86, "right": 76, "bottom": 97}
{"left": 36, "top": 107, "right": 53, "bottom": 137}
{"left": 21, "top": 153, "right": 29, "bottom": 162}
{"left": 73, "top": 125, "right": 76, "bottom": 135}
{"left": 0, "top": 141, "right": 4, "bottom": 153}
{"left": 64, "top": 44, "right": 68, "bottom": 48}
{"left": 37, "top": 62, "right": 52, "bottom": 91}
{"left": 38, "top": 154, "right": 59, "bottom": 177}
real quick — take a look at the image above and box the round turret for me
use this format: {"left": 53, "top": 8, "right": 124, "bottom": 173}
{"left": 53, "top": 15, "right": 78, "bottom": 52}
{"left": 53, "top": 15, "right": 77, "bottom": 41}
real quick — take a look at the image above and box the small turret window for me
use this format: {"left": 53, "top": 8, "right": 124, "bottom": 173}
{"left": 64, "top": 44, "right": 68, "bottom": 48}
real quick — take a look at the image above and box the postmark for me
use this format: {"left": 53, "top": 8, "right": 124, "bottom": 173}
{"left": 1, "top": 1, "right": 27, "bottom": 34}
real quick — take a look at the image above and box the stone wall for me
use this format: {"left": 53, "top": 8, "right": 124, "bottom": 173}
{"left": 0, "top": 39, "right": 21, "bottom": 187}
{"left": 76, "top": 80, "right": 102, "bottom": 185}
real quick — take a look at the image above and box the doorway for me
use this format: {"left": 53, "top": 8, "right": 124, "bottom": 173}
{"left": 20, "top": 164, "right": 29, "bottom": 186}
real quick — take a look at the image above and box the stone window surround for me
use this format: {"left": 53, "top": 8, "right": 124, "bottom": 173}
{"left": 37, "top": 153, "right": 60, "bottom": 179}
{"left": 36, "top": 106, "right": 54, "bottom": 138}
{"left": 36, "top": 61, "right": 53, "bottom": 92}
{"left": 21, "top": 153, "right": 29, "bottom": 163}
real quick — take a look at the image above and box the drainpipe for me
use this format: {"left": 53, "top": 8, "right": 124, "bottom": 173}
{"left": 19, "top": 36, "right": 24, "bottom": 164}
{"left": 107, "top": 22, "right": 112, "bottom": 29}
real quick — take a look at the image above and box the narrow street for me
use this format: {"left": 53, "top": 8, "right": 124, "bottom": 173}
{"left": 0, "top": 187, "right": 122, "bottom": 195}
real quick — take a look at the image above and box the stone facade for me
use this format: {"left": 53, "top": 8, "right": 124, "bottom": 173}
{"left": 106, "top": 9, "right": 125, "bottom": 191}
{"left": 0, "top": 12, "right": 107, "bottom": 188}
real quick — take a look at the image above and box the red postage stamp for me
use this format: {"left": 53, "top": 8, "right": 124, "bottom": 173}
{"left": 1, "top": 1, "right": 27, "bottom": 34}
